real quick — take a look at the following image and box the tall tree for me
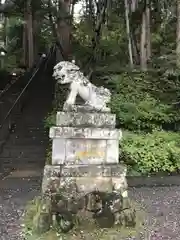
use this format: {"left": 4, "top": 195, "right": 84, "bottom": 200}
{"left": 124, "top": 0, "right": 134, "bottom": 68}
{"left": 140, "top": 0, "right": 151, "bottom": 71}
{"left": 177, "top": 0, "right": 180, "bottom": 68}
{"left": 146, "top": 0, "right": 151, "bottom": 60}
{"left": 48, "top": 0, "right": 72, "bottom": 61}
{"left": 140, "top": 5, "right": 147, "bottom": 70}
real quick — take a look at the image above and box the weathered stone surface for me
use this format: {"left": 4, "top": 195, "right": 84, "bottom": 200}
{"left": 76, "top": 176, "right": 113, "bottom": 193}
{"left": 51, "top": 139, "right": 66, "bottom": 165}
{"left": 51, "top": 138, "right": 119, "bottom": 165}
{"left": 50, "top": 126, "right": 122, "bottom": 140}
{"left": 56, "top": 111, "right": 116, "bottom": 128}
{"left": 42, "top": 164, "right": 127, "bottom": 195}
{"left": 112, "top": 177, "right": 128, "bottom": 194}
{"left": 43, "top": 164, "right": 126, "bottom": 177}
{"left": 41, "top": 162, "right": 135, "bottom": 230}
{"left": 42, "top": 165, "right": 60, "bottom": 194}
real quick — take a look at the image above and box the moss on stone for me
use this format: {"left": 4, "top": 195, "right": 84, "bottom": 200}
{"left": 44, "top": 113, "right": 56, "bottom": 130}
{"left": 23, "top": 198, "right": 145, "bottom": 240}
{"left": 45, "top": 143, "right": 52, "bottom": 165}
{"left": 23, "top": 196, "right": 52, "bottom": 236}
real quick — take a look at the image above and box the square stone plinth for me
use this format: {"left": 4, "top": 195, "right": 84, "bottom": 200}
{"left": 51, "top": 138, "right": 120, "bottom": 165}
{"left": 56, "top": 111, "right": 116, "bottom": 128}
{"left": 50, "top": 127, "right": 122, "bottom": 165}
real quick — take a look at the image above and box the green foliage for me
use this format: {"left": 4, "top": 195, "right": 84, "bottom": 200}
{"left": 107, "top": 72, "right": 180, "bottom": 175}
{"left": 6, "top": 17, "right": 24, "bottom": 52}
{"left": 121, "top": 130, "right": 180, "bottom": 175}
{"left": 44, "top": 112, "right": 56, "bottom": 130}
{"left": 109, "top": 72, "right": 180, "bottom": 131}
{"left": 73, "top": 13, "right": 128, "bottom": 69}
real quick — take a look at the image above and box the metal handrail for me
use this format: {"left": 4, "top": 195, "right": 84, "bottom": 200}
{"left": 0, "top": 73, "right": 23, "bottom": 99}
{"left": 0, "top": 54, "right": 48, "bottom": 130}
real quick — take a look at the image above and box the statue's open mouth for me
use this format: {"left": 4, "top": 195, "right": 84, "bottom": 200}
{"left": 56, "top": 75, "right": 65, "bottom": 83}
{"left": 59, "top": 76, "right": 66, "bottom": 83}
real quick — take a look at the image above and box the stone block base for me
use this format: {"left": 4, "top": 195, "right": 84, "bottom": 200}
{"left": 40, "top": 164, "right": 135, "bottom": 232}
{"left": 39, "top": 108, "right": 136, "bottom": 233}
{"left": 42, "top": 164, "right": 128, "bottom": 196}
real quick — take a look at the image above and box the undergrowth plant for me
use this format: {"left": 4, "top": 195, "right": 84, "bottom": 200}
{"left": 109, "top": 72, "right": 180, "bottom": 132}
{"left": 121, "top": 130, "right": 180, "bottom": 175}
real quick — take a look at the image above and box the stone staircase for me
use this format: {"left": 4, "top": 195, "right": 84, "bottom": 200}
{"left": 0, "top": 75, "right": 54, "bottom": 177}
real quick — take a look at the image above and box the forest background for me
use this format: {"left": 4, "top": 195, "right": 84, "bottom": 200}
{"left": 1, "top": 0, "right": 180, "bottom": 176}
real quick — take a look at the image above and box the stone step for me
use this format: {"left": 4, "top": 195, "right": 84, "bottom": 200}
{"left": 6, "top": 168, "right": 43, "bottom": 178}
{"left": 3, "top": 146, "right": 46, "bottom": 151}
{"left": 0, "top": 76, "right": 53, "bottom": 176}
{"left": 14, "top": 129, "right": 47, "bottom": 134}
{"left": 1, "top": 158, "right": 45, "bottom": 167}
{"left": 7, "top": 138, "right": 48, "bottom": 145}
{"left": 10, "top": 130, "right": 47, "bottom": 134}
{"left": 0, "top": 151, "right": 46, "bottom": 158}
{"left": 0, "top": 148, "right": 46, "bottom": 154}
{"left": 0, "top": 155, "right": 46, "bottom": 160}
{"left": 15, "top": 124, "right": 46, "bottom": 128}
{"left": 9, "top": 134, "right": 48, "bottom": 140}
{"left": 0, "top": 150, "right": 46, "bottom": 157}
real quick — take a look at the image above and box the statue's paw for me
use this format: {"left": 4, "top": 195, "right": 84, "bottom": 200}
{"left": 63, "top": 102, "right": 77, "bottom": 112}
{"left": 114, "top": 212, "right": 123, "bottom": 226}
{"left": 63, "top": 102, "right": 72, "bottom": 111}
{"left": 103, "top": 107, "right": 111, "bottom": 112}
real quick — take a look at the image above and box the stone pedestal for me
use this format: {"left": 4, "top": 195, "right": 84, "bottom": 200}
{"left": 41, "top": 108, "right": 135, "bottom": 230}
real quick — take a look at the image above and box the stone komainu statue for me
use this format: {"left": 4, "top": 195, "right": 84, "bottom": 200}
{"left": 53, "top": 61, "right": 111, "bottom": 112}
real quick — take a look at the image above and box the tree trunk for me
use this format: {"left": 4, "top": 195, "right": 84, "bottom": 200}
{"left": 56, "top": 0, "right": 71, "bottom": 61}
{"left": 26, "top": 0, "right": 34, "bottom": 68}
{"left": 177, "top": 0, "right": 180, "bottom": 68}
{"left": 146, "top": 0, "right": 151, "bottom": 60}
{"left": 129, "top": 0, "right": 139, "bottom": 65}
{"left": 140, "top": 10, "right": 147, "bottom": 71}
{"left": 92, "top": 0, "right": 107, "bottom": 63}
{"left": 22, "top": 22, "right": 28, "bottom": 66}
{"left": 23, "top": 6, "right": 28, "bottom": 67}
{"left": 124, "top": 0, "right": 134, "bottom": 68}
{"left": 70, "top": 1, "right": 75, "bottom": 21}
{"left": 131, "top": 33, "right": 139, "bottom": 65}
{"left": 4, "top": 16, "right": 8, "bottom": 47}
{"left": 33, "top": 16, "right": 39, "bottom": 58}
